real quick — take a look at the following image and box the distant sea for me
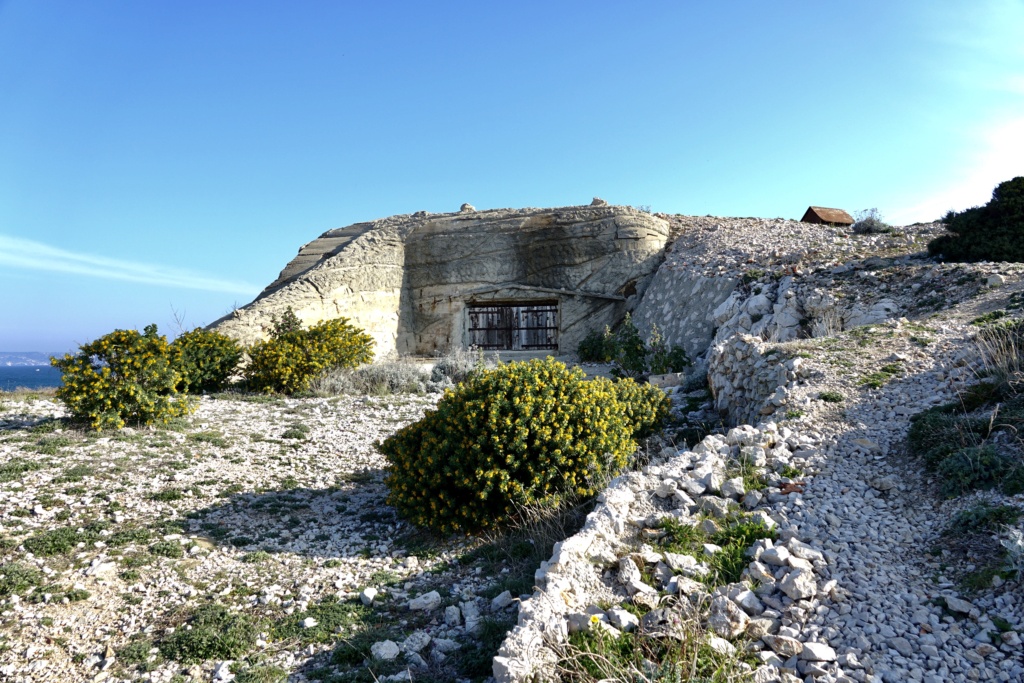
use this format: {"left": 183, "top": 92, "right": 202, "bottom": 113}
{"left": 0, "top": 366, "right": 63, "bottom": 391}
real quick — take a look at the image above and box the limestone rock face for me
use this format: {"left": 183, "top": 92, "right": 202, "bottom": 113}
{"left": 210, "top": 205, "right": 669, "bottom": 357}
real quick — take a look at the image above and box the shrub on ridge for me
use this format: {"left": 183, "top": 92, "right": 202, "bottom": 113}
{"left": 244, "top": 311, "right": 374, "bottom": 394}
{"left": 171, "top": 328, "right": 242, "bottom": 393}
{"left": 378, "top": 358, "right": 668, "bottom": 534}
{"left": 51, "top": 324, "right": 195, "bottom": 430}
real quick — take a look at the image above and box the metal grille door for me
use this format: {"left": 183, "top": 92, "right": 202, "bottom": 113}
{"left": 467, "top": 303, "right": 558, "bottom": 350}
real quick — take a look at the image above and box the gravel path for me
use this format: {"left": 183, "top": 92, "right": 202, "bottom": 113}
{"left": 765, "top": 304, "right": 1024, "bottom": 682}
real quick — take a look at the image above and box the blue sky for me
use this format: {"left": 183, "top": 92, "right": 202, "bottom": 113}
{"left": 2, "top": 1, "right": 1022, "bottom": 352}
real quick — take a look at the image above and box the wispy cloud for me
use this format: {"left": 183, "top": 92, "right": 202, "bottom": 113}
{"left": 888, "top": 116, "right": 1024, "bottom": 225}
{"left": 0, "top": 234, "right": 261, "bottom": 295}
{"left": 887, "top": 1, "right": 1024, "bottom": 224}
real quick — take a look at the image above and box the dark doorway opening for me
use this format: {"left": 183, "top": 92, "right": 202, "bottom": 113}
{"left": 467, "top": 302, "right": 558, "bottom": 350}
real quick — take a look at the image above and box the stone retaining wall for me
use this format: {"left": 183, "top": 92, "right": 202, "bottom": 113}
{"left": 707, "top": 334, "right": 808, "bottom": 426}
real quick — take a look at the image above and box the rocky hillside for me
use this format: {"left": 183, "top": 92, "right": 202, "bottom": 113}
{"left": 2, "top": 213, "right": 1023, "bottom": 683}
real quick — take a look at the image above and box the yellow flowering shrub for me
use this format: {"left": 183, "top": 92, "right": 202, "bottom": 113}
{"left": 170, "top": 328, "right": 243, "bottom": 393}
{"left": 51, "top": 324, "right": 196, "bottom": 430}
{"left": 244, "top": 316, "right": 374, "bottom": 394}
{"left": 378, "top": 358, "right": 669, "bottom": 534}
{"left": 610, "top": 377, "right": 671, "bottom": 439}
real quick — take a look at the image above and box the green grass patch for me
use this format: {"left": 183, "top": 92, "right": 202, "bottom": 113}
{"left": 158, "top": 605, "right": 259, "bottom": 663}
{"left": 971, "top": 310, "right": 1008, "bottom": 326}
{"left": 149, "top": 541, "right": 184, "bottom": 558}
{"left": 818, "top": 390, "right": 844, "bottom": 403}
{"left": 949, "top": 503, "right": 1022, "bottom": 534}
{"left": 0, "top": 457, "right": 44, "bottom": 483}
{"left": 150, "top": 488, "right": 185, "bottom": 502}
{"left": 187, "top": 431, "right": 229, "bottom": 448}
{"left": 235, "top": 665, "right": 288, "bottom": 683}
{"left": 23, "top": 525, "right": 99, "bottom": 556}
{"left": 241, "top": 551, "right": 271, "bottom": 564}
{"left": 0, "top": 562, "right": 43, "bottom": 597}
{"left": 657, "top": 515, "right": 776, "bottom": 587}
{"left": 53, "top": 464, "right": 96, "bottom": 483}
{"left": 860, "top": 362, "right": 904, "bottom": 389}
{"left": 280, "top": 424, "right": 310, "bottom": 440}
{"left": 32, "top": 435, "right": 74, "bottom": 455}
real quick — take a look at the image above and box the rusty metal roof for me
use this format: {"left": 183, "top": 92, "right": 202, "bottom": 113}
{"left": 801, "top": 206, "right": 855, "bottom": 225}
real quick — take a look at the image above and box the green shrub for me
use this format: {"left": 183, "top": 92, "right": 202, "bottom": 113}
{"left": 379, "top": 358, "right": 661, "bottom": 534}
{"left": 937, "top": 445, "right": 1015, "bottom": 497}
{"left": 158, "top": 604, "right": 258, "bottom": 663}
{"left": 948, "top": 503, "right": 1022, "bottom": 533}
{"left": 907, "top": 410, "right": 988, "bottom": 468}
{"left": 51, "top": 324, "right": 196, "bottom": 430}
{"left": 610, "top": 379, "right": 670, "bottom": 440}
{"left": 577, "top": 327, "right": 616, "bottom": 363}
{"left": 607, "top": 315, "right": 690, "bottom": 379}
{"left": 851, "top": 208, "right": 893, "bottom": 235}
{"left": 171, "top": 328, "right": 242, "bottom": 393}
{"left": 244, "top": 311, "right": 374, "bottom": 395}
{"left": 646, "top": 325, "right": 690, "bottom": 375}
{"left": 0, "top": 562, "right": 42, "bottom": 597}
{"left": 611, "top": 314, "right": 647, "bottom": 379}
{"left": 929, "top": 176, "right": 1024, "bottom": 262}
{"left": 818, "top": 390, "right": 844, "bottom": 403}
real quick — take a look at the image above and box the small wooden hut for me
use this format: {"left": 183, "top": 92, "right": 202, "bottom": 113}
{"left": 801, "top": 206, "right": 854, "bottom": 226}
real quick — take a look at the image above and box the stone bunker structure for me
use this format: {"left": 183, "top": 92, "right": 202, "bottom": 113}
{"left": 210, "top": 205, "right": 670, "bottom": 358}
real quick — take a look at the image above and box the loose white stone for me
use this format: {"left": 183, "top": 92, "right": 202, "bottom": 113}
{"left": 799, "top": 642, "right": 836, "bottom": 662}
{"left": 370, "top": 640, "right": 401, "bottom": 661}
{"left": 408, "top": 591, "right": 441, "bottom": 611}
{"left": 359, "top": 587, "right": 378, "bottom": 606}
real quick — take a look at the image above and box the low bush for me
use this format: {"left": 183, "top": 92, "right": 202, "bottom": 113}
{"left": 379, "top": 358, "right": 667, "bottom": 534}
{"left": 311, "top": 360, "right": 432, "bottom": 396}
{"left": 907, "top": 410, "right": 988, "bottom": 468}
{"left": 948, "top": 503, "right": 1022, "bottom": 534}
{"left": 908, "top": 401, "right": 1024, "bottom": 497}
{"left": 51, "top": 324, "right": 196, "bottom": 430}
{"left": 929, "top": 176, "right": 1024, "bottom": 262}
{"left": 171, "top": 328, "right": 242, "bottom": 393}
{"left": 158, "top": 604, "right": 259, "bottom": 663}
{"left": 610, "top": 378, "right": 671, "bottom": 440}
{"left": 0, "top": 562, "right": 42, "bottom": 597}
{"left": 646, "top": 324, "right": 690, "bottom": 375}
{"left": 578, "top": 316, "right": 689, "bottom": 377}
{"left": 430, "top": 346, "right": 496, "bottom": 386}
{"left": 244, "top": 310, "right": 374, "bottom": 394}
{"left": 976, "top": 319, "right": 1024, "bottom": 398}
{"left": 851, "top": 208, "right": 893, "bottom": 235}
{"left": 577, "top": 327, "right": 616, "bottom": 363}
{"left": 937, "top": 445, "right": 1016, "bottom": 497}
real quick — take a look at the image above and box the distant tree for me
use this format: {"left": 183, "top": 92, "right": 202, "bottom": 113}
{"left": 929, "top": 176, "right": 1024, "bottom": 262}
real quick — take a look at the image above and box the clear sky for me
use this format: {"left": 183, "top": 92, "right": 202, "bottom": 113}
{"left": 1, "top": 1, "right": 1022, "bottom": 353}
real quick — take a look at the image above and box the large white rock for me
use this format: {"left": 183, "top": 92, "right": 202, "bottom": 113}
{"left": 709, "top": 595, "right": 749, "bottom": 639}
{"left": 370, "top": 640, "right": 401, "bottom": 661}
{"left": 778, "top": 568, "right": 817, "bottom": 600}
{"left": 408, "top": 591, "right": 442, "bottom": 611}
{"left": 799, "top": 641, "right": 837, "bottom": 662}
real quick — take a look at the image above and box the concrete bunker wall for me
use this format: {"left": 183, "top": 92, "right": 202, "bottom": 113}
{"left": 210, "top": 205, "right": 669, "bottom": 359}
{"left": 397, "top": 208, "right": 668, "bottom": 356}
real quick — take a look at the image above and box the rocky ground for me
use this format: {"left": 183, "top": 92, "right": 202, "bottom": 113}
{"left": 0, "top": 392, "right": 553, "bottom": 683}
